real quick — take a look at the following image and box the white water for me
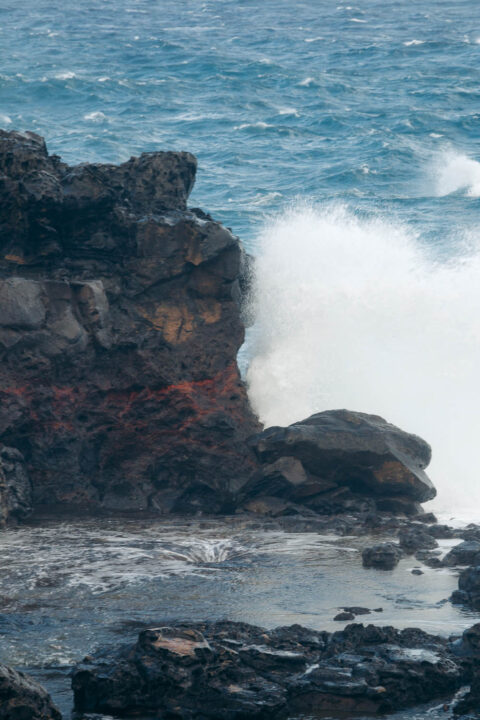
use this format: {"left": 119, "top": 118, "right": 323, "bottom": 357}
{"left": 246, "top": 203, "right": 480, "bottom": 512}
{"left": 433, "top": 149, "right": 480, "bottom": 197}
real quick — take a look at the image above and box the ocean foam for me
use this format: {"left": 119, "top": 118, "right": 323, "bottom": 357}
{"left": 246, "top": 203, "right": 480, "bottom": 511}
{"left": 433, "top": 150, "right": 480, "bottom": 197}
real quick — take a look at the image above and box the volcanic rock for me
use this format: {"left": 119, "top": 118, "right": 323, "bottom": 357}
{"left": 246, "top": 410, "right": 436, "bottom": 515}
{"left": 451, "top": 566, "right": 480, "bottom": 611}
{"left": 398, "top": 526, "right": 439, "bottom": 554}
{"left": 72, "top": 620, "right": 467, "bottom": 719}
{"left": 0, "top": 130, "right": 259, "bottom": 515}
{"left": 0, "top": 445, "right": 32, "bottom": 526}
{"left": 444, "top": 541, "right": 480, "bottom": 568}
{"left": 0, "top": 664, "right": 61, "bottom": 720}
{"left": 362, "top": 542, "right": 404, "bottom": 570}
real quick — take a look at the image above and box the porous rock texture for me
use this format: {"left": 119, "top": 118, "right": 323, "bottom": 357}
{"left": 244, "top": 409, "right": 436, "bottom": 516}
{"left": 0, "top": 445, "right": 32, "bottom": 526}
{"left": 72, "top": 620, "right": 468, "bottom": 719}
{"left": 0, "top": 664, "right": 61, "bottom": 720}
{"left": 0, "top": 130, "right": 260, "bottom": 515}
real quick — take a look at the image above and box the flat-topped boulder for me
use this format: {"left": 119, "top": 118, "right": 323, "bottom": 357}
{"left": 244, "top": 410, "right": 436, "bottom": 515}
{"left": 0, "top": 130, "right": 259, "bottom": 516}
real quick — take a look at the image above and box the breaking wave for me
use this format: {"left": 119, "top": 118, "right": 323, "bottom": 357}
{"left": 246, "top": 203, "right": 480, "bottom": 510}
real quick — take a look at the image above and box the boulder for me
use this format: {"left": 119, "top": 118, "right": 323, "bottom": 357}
{"left": 398, "top": 526, "right": 439, "bottom": 554}
{"left": 71, "top": 620, "right": 466, "bottom": 719}
{"left": 362, "top": 542, "right": 404, "bottom": 570}
{"left": 0, "top": 130, "right": 260, "bottom": 515}
{"left": 246, "top": 410, "right": 435, "bottom": 515}
{"left": 0, "top": 445, "right": 32, "bottom": 527}
{"left": 0, "top": 663, "right": 61, "bottom": 720}
{"left": 444, "top": 541, "right": 480, "bottom": 567}
{"left": 451, "top": 566, "right": 480, "bottom": 611}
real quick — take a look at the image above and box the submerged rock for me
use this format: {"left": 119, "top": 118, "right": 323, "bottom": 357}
{"left": 0, "top": 130, "right": 259, "bottom": 515}
{"left": 245, "top": 410, "right": 436, "bottom": 516}
{"left": 72, "top": 620, "right": 467, "bottom": 719}
{"left": 0, "top": 664, "right": 61, "bottom": 720}
{"left": 362, "top": 542, "right": 404, "bottom": 570}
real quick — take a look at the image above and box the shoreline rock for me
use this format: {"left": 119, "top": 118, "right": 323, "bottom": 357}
{"left": 244, "top": 409, "right": 436, "bottom": 517}
{"left": 71, "top": 620, "right": 475, "bottom": 719}
{"left": 0, "top": 664, "right": 61, "bottom": 720}
{"left": 0, "top": 129, "right": 260, "bottom": 517}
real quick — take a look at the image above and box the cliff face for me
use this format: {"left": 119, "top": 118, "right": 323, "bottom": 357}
{"left": 0, "top": 130, "right": 260, "bottom": 514}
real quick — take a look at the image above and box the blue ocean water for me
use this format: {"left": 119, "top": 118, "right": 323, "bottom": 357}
{"left": 1, "top": 0, "right": 480, "bottom": 249}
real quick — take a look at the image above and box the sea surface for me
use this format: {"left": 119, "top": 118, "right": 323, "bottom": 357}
{"left": 1, "top": 1, "right": 480, "bottom": 717}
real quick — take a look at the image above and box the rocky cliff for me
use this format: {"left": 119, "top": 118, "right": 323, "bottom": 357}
{"left": 0, "top": 130, "right": 260, "bottom": 516}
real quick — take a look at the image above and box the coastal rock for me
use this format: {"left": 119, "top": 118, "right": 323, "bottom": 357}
{"left": 362, "top": 542, "right": 404, "bottom": 570}
{"left": 444, "top": 541, "right": 480, "bottom": 567}
{"left": 398, "top": 526, "right": 439, "bottom": 554}
{"left": 0, "top": 130, "right": 259, "bottom": 515}
{"left": 246, "top": 410, "right": 436, "bottom": 515}
{"left": 72, "top": 620, "right": 466, "bottom": 719}
{"left": 0, "top": 445, "right": 32, "bottom": 526}
{"left": 451, "top": 566, "right": 480, "bottom": 611}
{"left": 0, "top": 663, "right": 61, "bottom": 720}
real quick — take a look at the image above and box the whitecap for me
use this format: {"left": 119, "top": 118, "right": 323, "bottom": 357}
{"left": 299, "top": 77, "right": 315, "bottom": 87}
{"left": 278, "top": 107, "right": 300, "bottom": 117}
{"left": 404, "top": 39, "right": 425, "bottom": 46}
{"left": 84, "top": 111, "right": 107, "bottom": 122}
{"left": 97, "top": 76, "right": 110, "bottom": 82}
{"left": 350, "top": 18, "right": 367, "bottom": 23}
{"left": 432, "top": 149, "right": 480, "bottom": 197}
{"left": 304, "top": 37, "right": 323, "bottom": 43}
{"left": 234, "top": 121, "right": 273, "bottom": 130}
{"left": 55, "top": 71, "right": 76, "bottom": 80}
{"left": 0, "top": 114, "right": 12, "bottom": 125}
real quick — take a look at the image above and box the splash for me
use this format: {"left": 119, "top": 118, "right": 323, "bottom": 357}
{"left": 246, "top": 204, "right": 480, "bottom": 511}
{"left": 433, "top": 150, "right": 480, "bottom": 197}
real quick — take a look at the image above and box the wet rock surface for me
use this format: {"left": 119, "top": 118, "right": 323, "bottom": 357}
{"left": 362, "top": 542, "right": 404, "bottom": 570}
{"left": 0, "top": 445, "right": 32, "bottom": 526}
{"left": 245, "top": 409, "right": 436, "bottom": 517}
{"left": 0, "top": 663, "right": 61, "bottom": 720}
{"left": 0, "top": 130, "right": 260, "bottom": 516}
{"left": 71, "top": 620, "right": 472, "bottom": 720}
{"left": 451, "top": 567, "right": 480, "bottom": 611}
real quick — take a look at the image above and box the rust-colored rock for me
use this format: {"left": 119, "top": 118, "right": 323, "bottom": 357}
{"left": 0, "top": 130, "right": 259, "bottom": 515}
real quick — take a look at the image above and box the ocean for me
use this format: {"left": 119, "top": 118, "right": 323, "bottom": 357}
{"left": 3, "top": 0, "right": 479, "bottom": 510}
{"left": 1, "top": 2, "right": 480, "bottom": 715}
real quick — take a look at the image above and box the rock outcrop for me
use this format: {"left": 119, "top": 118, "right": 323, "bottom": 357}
{"left": 72, "top": 620, "right": 468, "bottom": 719}
{"left": 0, "top": 445, "right": 32, "bottom": 526}
{"left": 0, "top": 664, "right": 61, "bottom": 720}
{"left": 0, "top": 130, "right": 259, "bottom": 515}
{"left": 244, "top": 410, "right": 436, "bottom": 516}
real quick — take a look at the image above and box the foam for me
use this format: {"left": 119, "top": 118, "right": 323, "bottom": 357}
{"left": 246, "top": 203, "right": 480, "bottom": 512}
{"left": 432, "top": 150, "right": 480, "bottom": 197}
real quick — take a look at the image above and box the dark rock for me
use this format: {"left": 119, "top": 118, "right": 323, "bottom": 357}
{"left": 334, "top": 612, "right": 355, "bottom": 621}
{"left": 0, "top": 130, "right": 260, "bottom": 515}
{"left": 428, "top": 524, "right": 457, "bottom": 539}
{"left": 248, "top": 410, "right": 436, "bottom": 513}
{"left": 398, "top": 526, "right": 439, "bottom": 554}
{"left": 0, "top": 445, "right": 32, "bottom": 526}
{"left": 452, "top": 625, "right": 480, "bottom": 717}
{"left": 362, "top": 543, "right": 404, "bottom": 570}
{"left": 0, "top": 663, "right": 61, "bottom": 719}
{"left": 413, "top": 512, "right": 438, "bottom": 524}
{"left": 461, "top": 525, "right": 480, "bottom": 542}
{"left": 451, "top": 567, "right": 480, "bottom": 610}
{"left": 415, "top": 549, "right": 444, "bottom": 568}
{"left": 444, "top": 542, "right": 480, "bottom": 568}
{"left": 411, "top": 568, "right": 424, "bottom": 575}
{"left": 342, "top": 607, "right": 372, "bottom": 616}
{"left": 71, "top": 620, "right": 468, "bottom": 719}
